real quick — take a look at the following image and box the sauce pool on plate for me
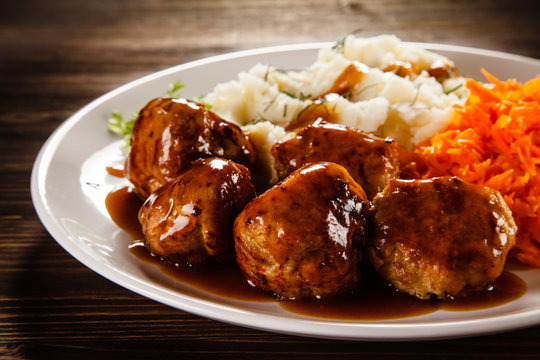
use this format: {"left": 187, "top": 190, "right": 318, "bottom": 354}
{"left": 105, "top": 185, "right": 527, "bottom": 320}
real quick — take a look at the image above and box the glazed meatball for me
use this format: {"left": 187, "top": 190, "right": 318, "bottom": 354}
{"left": 234, "top": 162, "right": 370, "bottom": 300}
{"left": 368, "top": 177, "right": 517, "bottom": 300}
{"left": 271, "top": 122, "right": 400, "bottom": 199}
{"left": 138, "top": 158, "right": 256, "bottom": 265}
{"left": 125, "top": 98, "right": 256, "bottom": 198}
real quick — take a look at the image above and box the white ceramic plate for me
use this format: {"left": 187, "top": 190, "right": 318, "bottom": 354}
{"left": 31, "top": 42, "right": 540, "bottom": 341}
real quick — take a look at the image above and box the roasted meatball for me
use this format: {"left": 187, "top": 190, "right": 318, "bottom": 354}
{"left": 271, "top": 122, "right": 400, "bottom": 199}
{"left": 234, "top": 162, "right": 370, "bottom": 300}
{"left": 368, "top": 177, "right": 517, "bottom": 300}
{"left": 125, "top": 98, "right": 256, "bottom": 198}
{"left": 138, "top": 158, "right": 256, "bottom": 265}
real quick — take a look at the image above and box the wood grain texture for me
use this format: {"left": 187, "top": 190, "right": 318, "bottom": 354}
{"left": 1, "top": 0, "right": 539, "bottom": 358}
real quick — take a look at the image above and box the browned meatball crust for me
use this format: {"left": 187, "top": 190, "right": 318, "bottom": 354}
{"left": 234, "top": 162, "right": 370, "bottom": 300}
{"left": 138, "top": 158, "right": 256, "bottom": 265}
{"left": 125, "top": 98, "right": 256, "bottom": 198}
{"left": 271, "top": 122, "right": 400, "bottom": 199}
{"left": 368, "top": 177, "right": 517, "bottom": 300}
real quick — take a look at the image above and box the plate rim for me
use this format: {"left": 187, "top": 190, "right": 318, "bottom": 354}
{"left": 30, "top": 41, "right": 540, "bottom": 341}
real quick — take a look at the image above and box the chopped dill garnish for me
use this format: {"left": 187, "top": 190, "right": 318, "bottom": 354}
{"left": 108, "top": 110, "right": 138, "bottom": 148}
{"left": 248, "top": 114, "right": 269, "bottom": 125}
{"left": 280, "top": 90, "right": 312, "bottom": 101}
{"left": 298, "top": 92, "right": 312, "bottom": 101}
{"left": 193, "top": 94, "right": 213, "bottom": 110}
{"left": 355, "top": 82, "right": 382, "bottom": 97}
{"left": 332, "top": 37, "right": 346, "bottom": 52}
{"left": 294, "top": 99, "right": 328, "bottom": 120}
{"left": 264, "top": 94, "right": 279, "bottom": 112}
{"left": 435, "top": 67, "right": 457, "bottom": 83}
{"left": 280, "top": 90, "right": 296, "bottom": 98}
{"left": 295, "top": 103, "right": 314, "bottom": 120}
{"left": 436, "top": 72, "right": 450, "bottom": 82}
{"left": 411, "top": 84, "right": 422, "bottom": 106}
{"left": 275, "top": 68, "right": 305, "bottom": 74}
{"left": 332, "top": 29, "right": 363, "bottom": 53}
{"left": 444, "top": 83, "right": 463, "bottom": 95}
{"left": 164, "top": 80, "right": 184, "bottom": 97}
{"left": 283, "top": 104, "right": 288, "bottom": 117}
{"left": 341, "top": 90, "right": 353, "bottom": 100}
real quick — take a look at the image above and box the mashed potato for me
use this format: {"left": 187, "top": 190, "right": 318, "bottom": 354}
{"left": 202, "top": 34, "right": 467, "bottom": 185}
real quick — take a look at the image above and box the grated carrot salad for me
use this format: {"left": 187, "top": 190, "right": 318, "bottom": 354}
{"left": 409, "top": 69, "right": 540, "bottom": 267}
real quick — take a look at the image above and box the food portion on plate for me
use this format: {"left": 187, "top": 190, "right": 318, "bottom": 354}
{"left": 139, "top": 157, "right": 256, "bottom": 265}
{"left": 107, "top": 34, "right": 539, "bottom": 309}
{"left": 369, "top": 176, "right": 516, "bottom": 300}
{"left": 125, "top": 97, "right": 256, "bottom": 198}
{"left": 234, "top": 161, "right": 370, "bottom": 300}
{"left": 271, "top": 122, "right": 400, "bottom": 200}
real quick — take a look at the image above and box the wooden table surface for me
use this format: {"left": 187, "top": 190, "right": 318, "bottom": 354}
{"left": 2, "top": 0, "right": 539, "bottom": 358}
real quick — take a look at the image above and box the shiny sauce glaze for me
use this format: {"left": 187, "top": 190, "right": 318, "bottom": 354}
{"left": 106, "top": 185, "right": 527, "bottom": 320}
{"left": 284, "top": 62, "right": 368, "bottom": 132}
{"left": 316, "top": 62, "right": 367, "bottom": 99}
{"left": 105, "top": 166, "right": 125, "bottom": 178}
{"left": 383, "top": 61, "right": 416, "bottom": 78}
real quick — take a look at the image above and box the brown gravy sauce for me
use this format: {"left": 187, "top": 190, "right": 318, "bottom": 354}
{"left": 317, "top": 62, "right": 367, "bottom": 99}
{"left": 383, "top": 61, "right": 416, "bottom": 78}
{"left": 105, "top": 186, "right": 144, "bottom": 240}
{"left": 105, "top": 166, "right": 125, "bottom": 178}
{"left": 128, "top": 241, "right": 273, "bottom": 302}
{"left": 106, "top": 185, "right": 528, "bottom": 320}
{"left": 285, "top": 62, "right": 368, "bottom": 132}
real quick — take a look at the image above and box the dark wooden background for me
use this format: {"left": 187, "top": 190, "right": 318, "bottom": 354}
{"left": 1, "top": 0, "right": 539, "bottom": 358}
